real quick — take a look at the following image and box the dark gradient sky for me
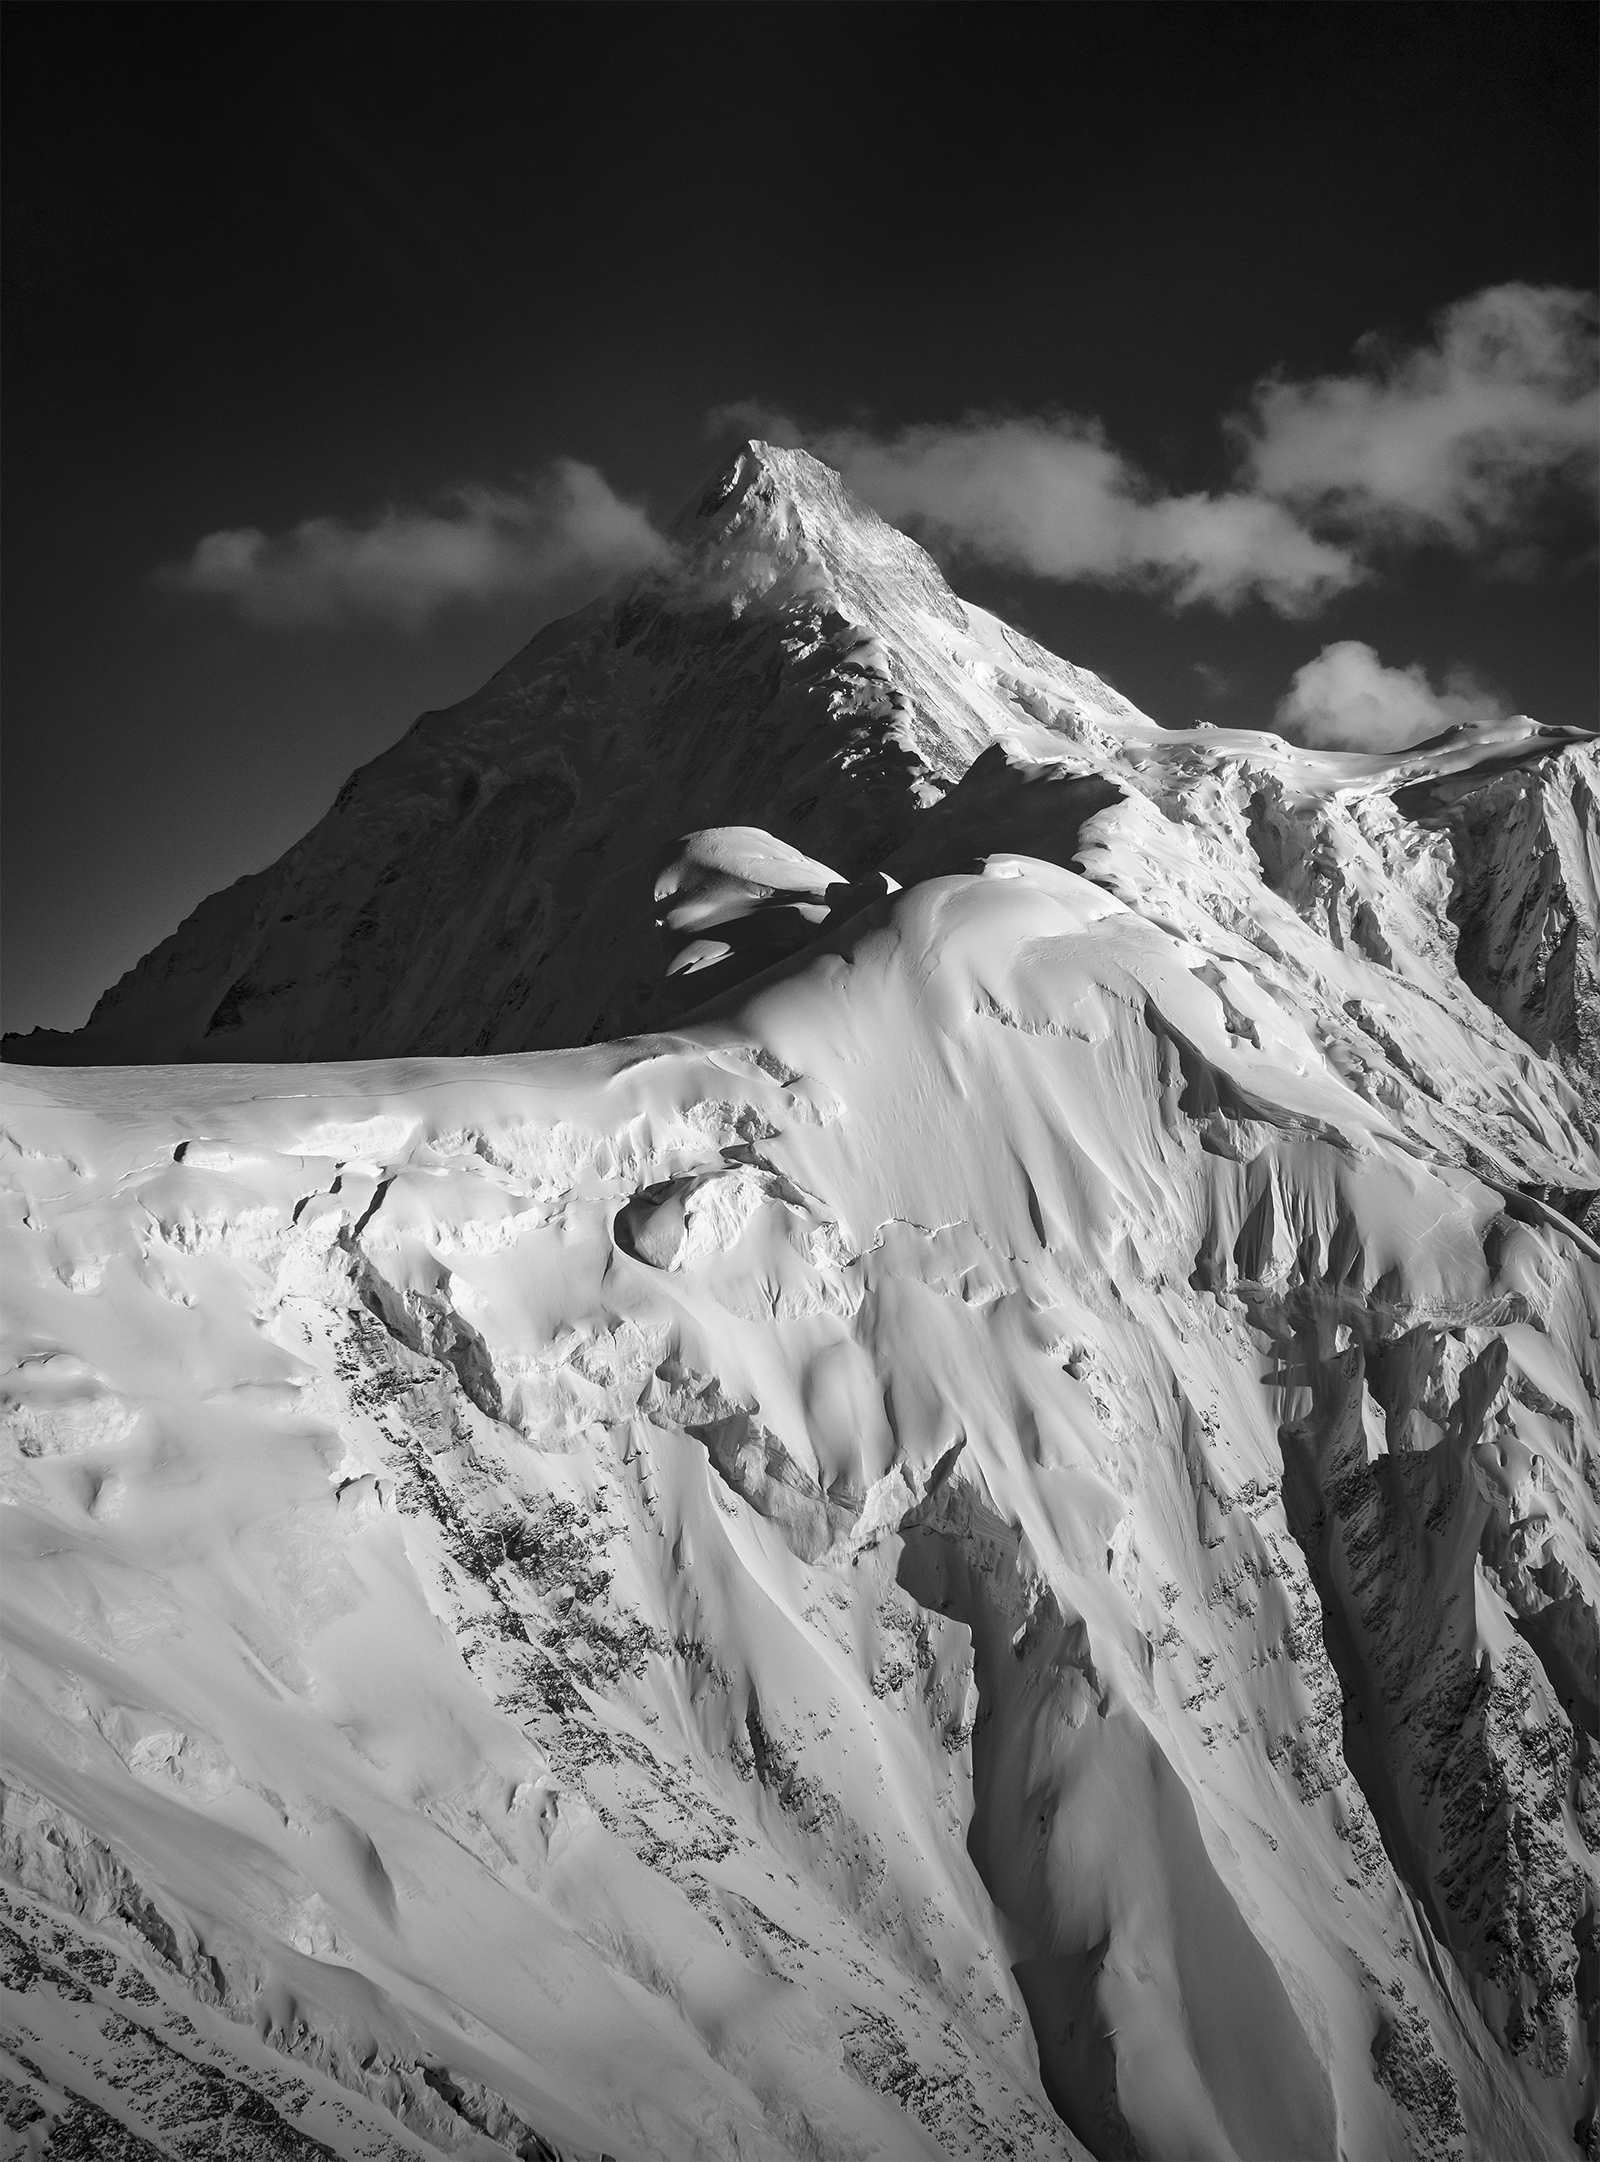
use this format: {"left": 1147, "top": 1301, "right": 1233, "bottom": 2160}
{"left": 4, "top": 3, "right": 1596, "bottom": 1034}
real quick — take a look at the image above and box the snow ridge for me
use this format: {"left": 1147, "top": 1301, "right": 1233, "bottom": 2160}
{"left": 2, "top": 444, "right": 1598, "bottom": 2159}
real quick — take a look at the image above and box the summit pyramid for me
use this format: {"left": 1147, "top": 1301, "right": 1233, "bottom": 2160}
{"left": 9, "top": 445, "right": 1097, "bottom": 1062}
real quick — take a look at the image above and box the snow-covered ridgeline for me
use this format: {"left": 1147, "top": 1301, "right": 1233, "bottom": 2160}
{"left": 1, "top": 444, "right": 1598, "bottom": 2159}
{"left": 7, "top": 443, "right": 1595, "bottom": 1095}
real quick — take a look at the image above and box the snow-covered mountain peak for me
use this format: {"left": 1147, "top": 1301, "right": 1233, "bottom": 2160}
{"left": 667, "top": 439, "right": 974, "bottom": 635}
{"left": 3, "top": 444, "right": 1594, "bottom": 1128}
{"left": 3, "top": 443, "right": 1599, "bottom": 2158}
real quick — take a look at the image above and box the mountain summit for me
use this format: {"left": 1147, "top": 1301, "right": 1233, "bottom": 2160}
{"left": 9, "top": 442, "right": 1596, "bottom": 1092}
{"left": 9, "top": 444, "right": 1029, "bottom": 1062}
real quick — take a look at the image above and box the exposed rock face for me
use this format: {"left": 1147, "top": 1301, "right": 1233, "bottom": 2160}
{"left": 900, "top": 1468, "right": 1339, "bottom": 2162}
{"left": 1263, "top": 1296, "right": 1587, "bottom": 2074}
{"left": 1398, "top": 751, "right": 1600, "bottom": 1119}
{"left": 2, "top": 447, "right": 1599, "bottom": 2158}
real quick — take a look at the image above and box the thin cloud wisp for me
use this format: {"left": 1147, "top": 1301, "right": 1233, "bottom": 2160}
{"left": 160, "top": 460, "right": 673, "bottom": 628}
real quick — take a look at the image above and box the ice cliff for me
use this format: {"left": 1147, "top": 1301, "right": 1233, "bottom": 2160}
{"left": 2, "top": 444, "right": 1597, "bottom": 2160}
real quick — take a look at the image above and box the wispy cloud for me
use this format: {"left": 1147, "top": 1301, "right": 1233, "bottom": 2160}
{"left": 1240, "top": 285, "right": 1598, "bottom": 552}
{"left": 168, "top": 286, "right": 1595, "bottom": 632}
{"left": 1272, "top": 640, "right": 1505, "bottom": 753}
{"left": 1192, "top": 661, "right": 1238, "bottom": 703}
{"left": 813, "top": 417, "right": 1356, "bottom": 614}
{"left": 161, "top": 460, "right": 672, "bottom": 627}
{"left": 717, "top": 284, "right": 1597, "bottom": 614}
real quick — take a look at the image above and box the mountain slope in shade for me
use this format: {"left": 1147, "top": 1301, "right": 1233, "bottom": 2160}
{"left": 8, "top": 445, "right": 1030, "bottom": 1064}
{"left": 3, "top": 446, "right": 1600, "bottom": 2160}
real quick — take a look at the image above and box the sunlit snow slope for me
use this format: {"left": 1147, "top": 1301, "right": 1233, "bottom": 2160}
{"left": 3, "top": 446, "right": 1599, "bottom": 2161}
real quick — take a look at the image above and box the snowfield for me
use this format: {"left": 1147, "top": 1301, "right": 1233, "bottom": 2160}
{"left": 2, "top": 446, "right": 1598, "bottom": 2160}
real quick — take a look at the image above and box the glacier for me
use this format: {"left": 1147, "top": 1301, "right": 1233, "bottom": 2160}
{"left": 2, "top": 444, "right": 1597, "bottom": 2160}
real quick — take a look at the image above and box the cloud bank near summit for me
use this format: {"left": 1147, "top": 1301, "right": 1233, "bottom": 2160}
{"left": 723, "top": 283, "right": 1598, "bottom": 617}
{"left": 1272, "top": 639, "right": 1507, "bottom": 753}
{"left": 786, "top": 412, "right": 1359, "bottom": 615}
{"left": 158, "top": 285, "right": 1592, "bottom": 633}
{"left": 159, "top": 459, "right": 672, "bottom": 628}
{"left": 150, "top": 287, "right": 1592, "bottom": 768}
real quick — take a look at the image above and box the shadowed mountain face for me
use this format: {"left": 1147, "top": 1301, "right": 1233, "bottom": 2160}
{"left": 2, "top": 447, "right": 1599, "bottom": 2162}
{"left": 7, "top": 447, "right": 1019, "bottom": 1064}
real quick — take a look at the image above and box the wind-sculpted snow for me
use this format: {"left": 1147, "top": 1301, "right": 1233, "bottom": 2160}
{"left": 3, "top": 443, "right": 1600, "bottom": 2158}
{"left": 4, "top": 838, "right": 1599, "bottom": 2159}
